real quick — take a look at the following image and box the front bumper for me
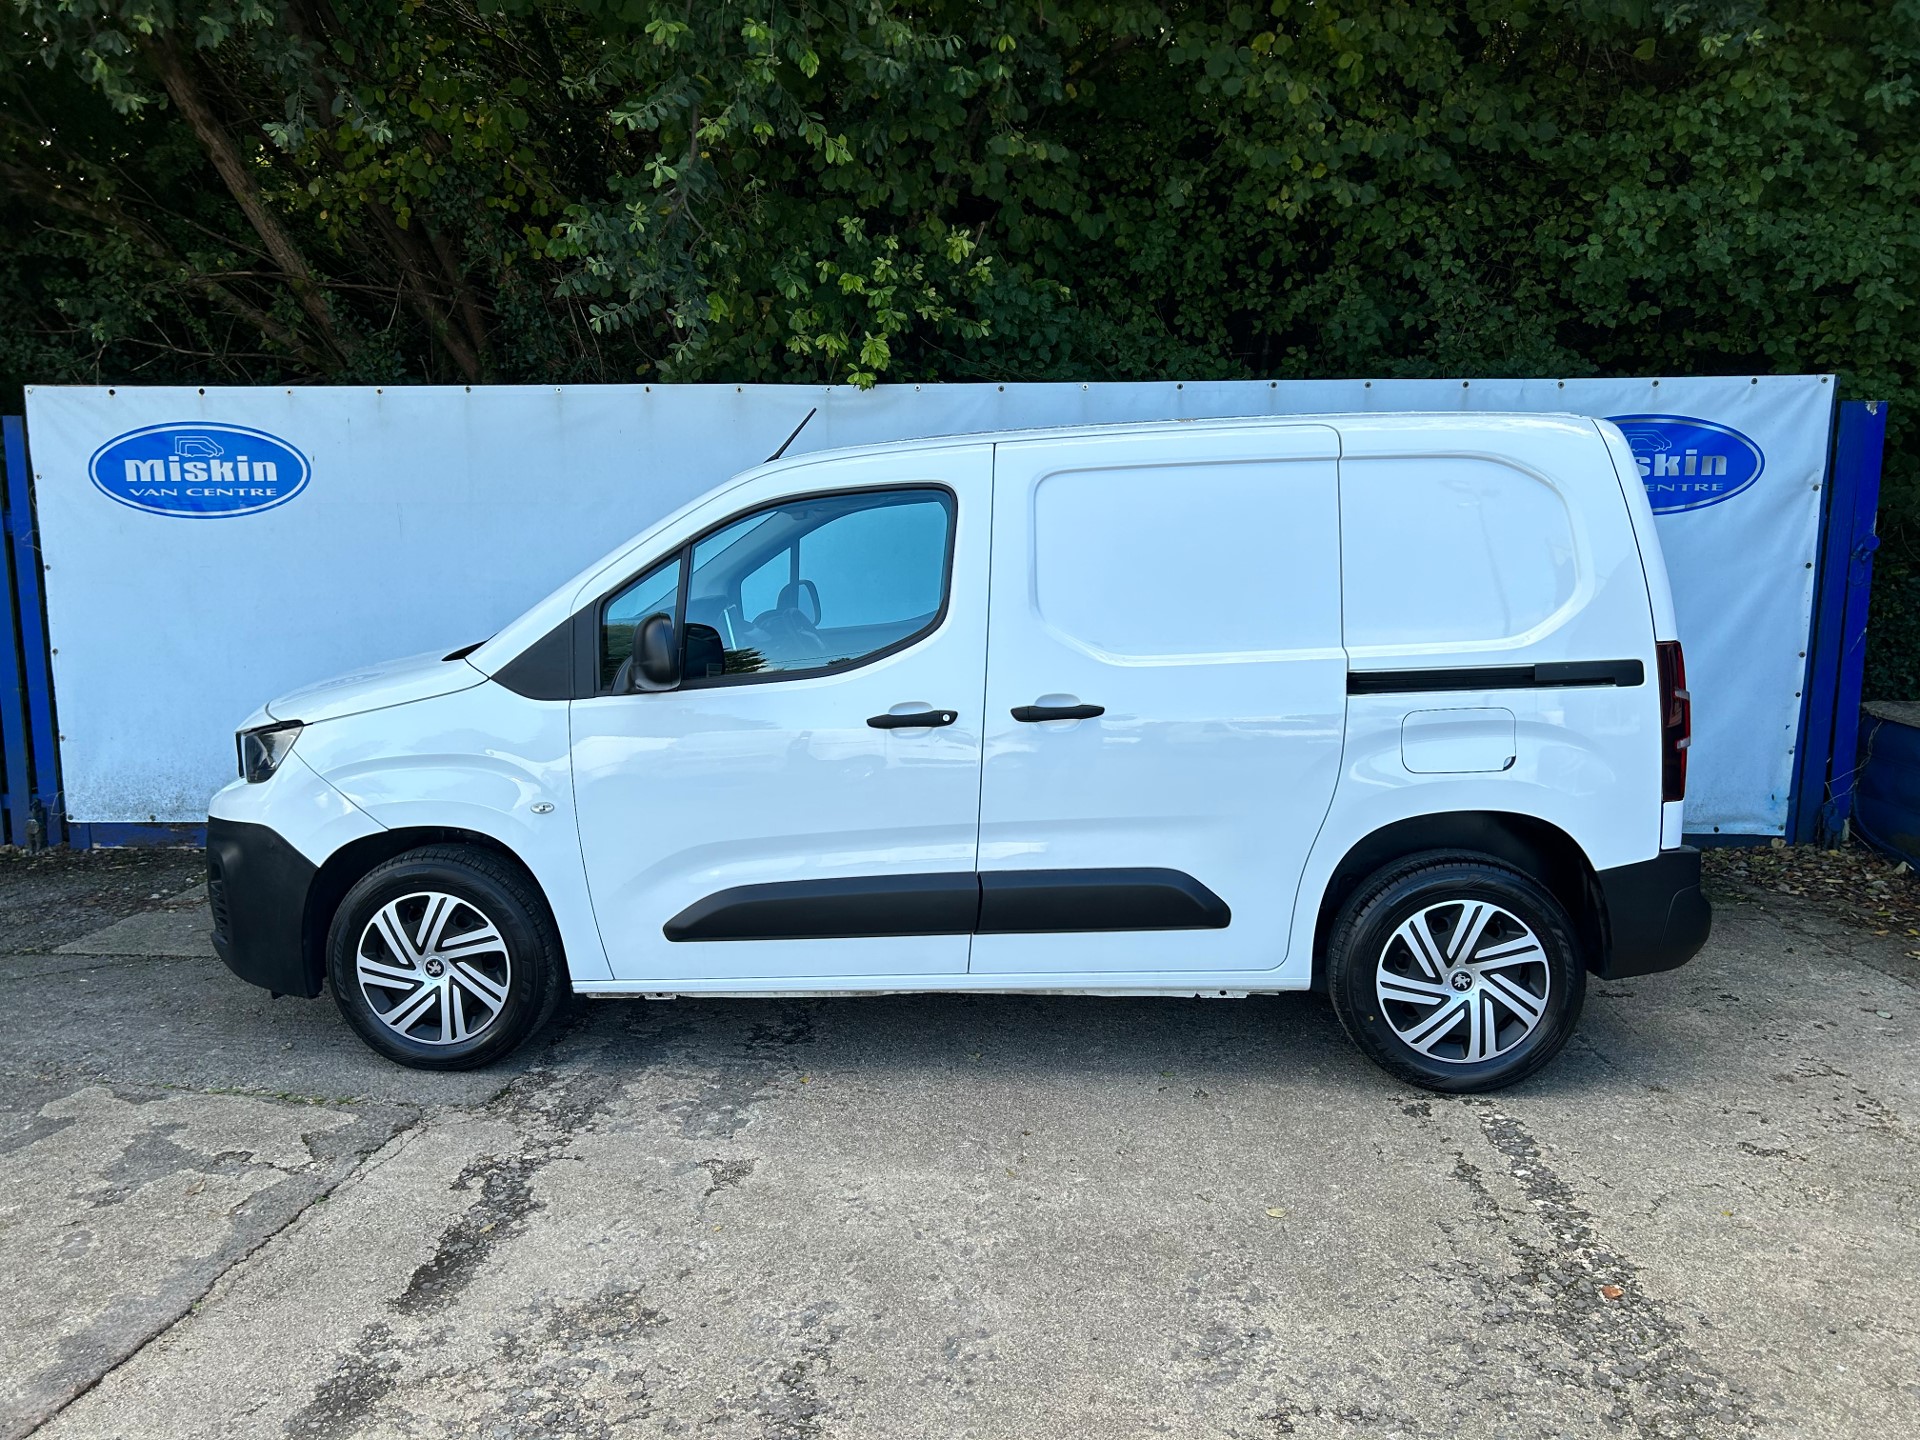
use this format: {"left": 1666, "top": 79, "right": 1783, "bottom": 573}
{"left": 1593, "top": 845, "right": 1712, "bottom": 980}
{"left": 207, "top": 817, "right": 323, "bottom": 997}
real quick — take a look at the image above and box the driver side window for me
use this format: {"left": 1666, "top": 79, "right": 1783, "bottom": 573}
{"left": 600, "top": 556, "right": 681, "bottom": 690}
{"left": 597, "top": 487, "right": 954, "bottom": 689}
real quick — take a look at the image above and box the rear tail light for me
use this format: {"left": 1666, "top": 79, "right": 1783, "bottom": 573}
{"left": 1656, "top": 640, "right": 1690, "bottom": 803}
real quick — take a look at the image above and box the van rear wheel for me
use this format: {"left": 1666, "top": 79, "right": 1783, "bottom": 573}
{"left": 1326, "top": 853, "right": 1585, "bottom": 1093}
{"left": 326, "top": 844, "right": 565, "bottom": 1070}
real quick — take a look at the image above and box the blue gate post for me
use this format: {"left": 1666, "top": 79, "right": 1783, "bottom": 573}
{"left": 2, "top": 416, "right": 63, "bottom": 847}
{"left": 1817, "top": 401, "right": 1889, "bottom": 842}
{"left": 0, "top": 420, "right": 31, "bottom": 845}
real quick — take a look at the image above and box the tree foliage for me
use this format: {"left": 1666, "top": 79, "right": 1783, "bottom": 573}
{"left": 3, "top": 1, "right": 1919, "bottom": 677}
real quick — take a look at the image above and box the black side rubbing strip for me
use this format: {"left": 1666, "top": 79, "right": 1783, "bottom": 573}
{"left": 976, "top": 868, "right": 1230, "bottom": 934}
{"left": 664, "top": 868, "right": 1234, "bottom": 940}
{"left": 664, "top": 873, "right": 980, "bottom": 942}
{"left": 1347, "top": 659, "right": 1644, "bottom": 695}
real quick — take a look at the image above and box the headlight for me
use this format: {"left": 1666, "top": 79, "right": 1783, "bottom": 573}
{"left": 237, "top": 722, "right": 303, "bottom": 783}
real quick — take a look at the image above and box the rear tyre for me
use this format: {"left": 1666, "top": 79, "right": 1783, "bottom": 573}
{"left": 326, "top": 844, "right": 565, "bottom": 1070}
{"left": 1326, "top": 852, "right": 1585, "bottom": 1093}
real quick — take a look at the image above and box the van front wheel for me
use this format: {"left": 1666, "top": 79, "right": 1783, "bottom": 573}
{"left": 326, "top": 845, "right": 565, "bottom": 1070}
{"left": 1326, "top": 854, "right": 1585, "bottom": 1093}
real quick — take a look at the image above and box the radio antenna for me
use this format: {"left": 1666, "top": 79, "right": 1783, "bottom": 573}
{"left": 766, "top": 407, "right": 818, "bottom": 463}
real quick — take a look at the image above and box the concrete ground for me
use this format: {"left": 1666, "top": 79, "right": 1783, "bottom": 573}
{"left": 0, "top": 848, "right": 1914, "bottom": 1440}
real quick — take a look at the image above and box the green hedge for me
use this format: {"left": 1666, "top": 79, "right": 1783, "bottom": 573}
{"left": 5, "top": 1, "right": 1918, "bottom": 678}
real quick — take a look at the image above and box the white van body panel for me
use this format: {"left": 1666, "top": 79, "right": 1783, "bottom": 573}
{"left": 209, "top": 752, "right": 385, "bottom": 866}
{"left": 1328, "top": 414, "right": 1664, "bottom": 862}
{"left": 286, "top": 681, "right": 613, "bottom": 981}
{"left": 972, "top": 423, "right": 1345, "bottom": 975}
{"left": 213, "top": 412, "right": 1690, "bottom": 1008}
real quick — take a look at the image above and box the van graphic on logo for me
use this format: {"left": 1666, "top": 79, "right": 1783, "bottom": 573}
{"left": 1606, "top": 414, "right": 1764, "bottom": 514}
{"left": 88, "top": 422, "right": 309, "bottom": 518}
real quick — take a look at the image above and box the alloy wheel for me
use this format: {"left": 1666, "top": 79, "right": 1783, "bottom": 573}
{"left": 355, "top": 890, "right": 513, "bottom": 1045}
{"left": 1374, "top": 898, "right": 1552, "bottom": 1065}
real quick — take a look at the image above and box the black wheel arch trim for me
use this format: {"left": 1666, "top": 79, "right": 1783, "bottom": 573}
{"left": 210, "top": 821, "right": 564, "bottom": 1001}
{"left": 1306, "top": 813, "right": 1709, "bottom": 986}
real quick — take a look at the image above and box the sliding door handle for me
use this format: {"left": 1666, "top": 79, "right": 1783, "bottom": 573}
{"left": 868, "top": 709, "right": 958, "bottom": 729}
{"left": 1011, "top": 703, "right": 1105, "bottom": 723}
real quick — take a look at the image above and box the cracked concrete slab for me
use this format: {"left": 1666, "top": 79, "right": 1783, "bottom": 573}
{"left": 0, "top": 1075, "right": 417, "bottom": 1437}
{"left": 0, "top": 850, "right": 203, "bottom": 956}
{"left": 55, "top": 905, "right": 214, "bottom": 958}
{"left": 1, "top": 851, "right": 1915, "bottom": 1438}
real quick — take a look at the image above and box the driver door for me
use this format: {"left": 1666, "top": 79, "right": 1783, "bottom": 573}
{"left": 570, "top": 446, "right": 993, "bottom": 984}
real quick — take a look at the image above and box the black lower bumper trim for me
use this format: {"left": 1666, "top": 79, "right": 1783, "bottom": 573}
{"left": 207, "top": 817, "right": 322, "bottom": 997}
{"left": 1593, "top": 846, "right": 1711, "bottom": 979}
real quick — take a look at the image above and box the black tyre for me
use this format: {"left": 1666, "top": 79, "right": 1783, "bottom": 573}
{"left": 327, "top": 844, "right": 565, "bottom": 1070}
{"left": 1326, "top": 852, "right": 1585, "bottom": 1093}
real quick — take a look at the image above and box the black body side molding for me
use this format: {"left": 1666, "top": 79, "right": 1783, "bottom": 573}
{"left": 1347, "top": 659, "right": 1645, "bottom": 695}
{"left": 664, "top": 868, "right": 1231, "bottom": 941}
{"left": 664, "top": 873, "right": 981, "bottom": 941}
{"left": 976, "top": 868, "right": 1230, "bottom": 933}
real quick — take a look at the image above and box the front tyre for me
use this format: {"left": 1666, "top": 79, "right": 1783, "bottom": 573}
{"left": 327, "top": 844, "right": 565, "bottom": 1070}
{"left": 1326, "top": 854, "right": 1585, "bottom": 1093}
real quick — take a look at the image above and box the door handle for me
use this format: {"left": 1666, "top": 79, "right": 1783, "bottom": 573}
{"left": 867, "top": 709, "right": 959, "bottom": 729}
{"left": 1011, "top": 703, "right": 1105, "bottom": 723}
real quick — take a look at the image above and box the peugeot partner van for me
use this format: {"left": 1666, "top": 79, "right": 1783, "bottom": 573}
{"left": 207, "top": 414, "right": 1708, "bottom": 1092}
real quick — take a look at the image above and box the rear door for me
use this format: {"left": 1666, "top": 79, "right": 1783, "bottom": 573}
{"left": 970, "top": 424, "right": 1346, "bottom": 975}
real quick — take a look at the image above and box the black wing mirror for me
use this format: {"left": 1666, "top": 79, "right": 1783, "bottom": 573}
{"left": 630, "top": 611, "right": 681, "bottom": 691}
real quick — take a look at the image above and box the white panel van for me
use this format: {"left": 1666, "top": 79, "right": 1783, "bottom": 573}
{"left": 207, "top": 415, "right": 1708, "bottom": 1092}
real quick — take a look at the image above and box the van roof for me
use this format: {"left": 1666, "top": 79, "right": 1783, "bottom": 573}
{"left": 749, "top": 410, "right": 1603, "bottom": 480}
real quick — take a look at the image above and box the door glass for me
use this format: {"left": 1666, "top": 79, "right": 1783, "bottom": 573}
{"left": 802, "top": 501, "right": 949, "bottom": 627}
{"left": 600, "top": 557, "right": 681, "bottom": 689}
{"left": 739, "top": 548, "right": 789, "bottom": 622}
{"left": 688, "top": 489, "right": 953, "bottom": 678}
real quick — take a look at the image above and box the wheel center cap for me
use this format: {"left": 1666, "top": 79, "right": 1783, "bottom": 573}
{"left": 1449, "top": 970, "right": 1474, "bottom": 992}
{"left": 424, "top": 958, "right": 446, "bottom": 978}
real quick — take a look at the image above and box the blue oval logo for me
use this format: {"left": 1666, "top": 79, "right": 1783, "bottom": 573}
{"left": 88, "top": 422, "right": 309, "bottom": 519}
{"left": 1606, "top": 414, "right": 1764, "bottom": 514}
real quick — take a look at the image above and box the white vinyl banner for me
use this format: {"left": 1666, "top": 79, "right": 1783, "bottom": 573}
{"left": 24, "top": 377, "right": 1834, "bottom": 833}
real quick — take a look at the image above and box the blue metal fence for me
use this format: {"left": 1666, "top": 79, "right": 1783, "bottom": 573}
{"left": 1802, "top": 400, "right": 1889, "bottom": 843}
{"left": 1, "top": 415, "right": 61, "bottom": 847}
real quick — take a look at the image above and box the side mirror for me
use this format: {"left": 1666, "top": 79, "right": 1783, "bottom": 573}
{"left": 631, "top": 612, "right": 680, "bottom": 691}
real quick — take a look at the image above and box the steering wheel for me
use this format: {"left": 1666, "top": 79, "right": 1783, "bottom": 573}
{"left": 750, "top": 605, "right": 827, "bottom": 663}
